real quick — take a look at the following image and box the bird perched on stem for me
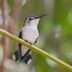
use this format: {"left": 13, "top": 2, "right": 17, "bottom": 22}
{"left": 12, "top": 14, "right": 48, "bottom": 64}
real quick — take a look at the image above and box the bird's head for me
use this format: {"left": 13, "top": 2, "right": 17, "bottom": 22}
{"left": 25, "top": 14, "right": 48, "bottom": 26}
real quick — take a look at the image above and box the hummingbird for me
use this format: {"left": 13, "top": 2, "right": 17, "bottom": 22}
{"left": 12, "top": 14, "right": 48, "bottom": 64}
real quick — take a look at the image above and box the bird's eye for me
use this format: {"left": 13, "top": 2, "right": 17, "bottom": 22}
{"left": 29, "top": 18, "right": 32, "bottom": 21}
{"left": 29, "top": 17, "right": 33, "bottom": 21}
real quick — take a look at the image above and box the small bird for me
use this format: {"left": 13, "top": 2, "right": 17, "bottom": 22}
{"left": 12, "top": 14, "right": 48, "bottom": 64}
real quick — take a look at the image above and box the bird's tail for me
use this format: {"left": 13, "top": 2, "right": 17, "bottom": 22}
{"left": 12, "top": 46, "right": 32, "bottom": 64}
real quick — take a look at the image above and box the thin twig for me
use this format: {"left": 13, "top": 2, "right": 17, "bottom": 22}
{"left": 0, "top": 29, "right": 72, "bottom": 71}
{"left": 11, "top": 0, "right": 22, "bottom": 33}
{"left": 12, "top": 0, "right": 22, "bottom": 22}
{"left": 1, "top": 0, "right": 9, "bottom": 72}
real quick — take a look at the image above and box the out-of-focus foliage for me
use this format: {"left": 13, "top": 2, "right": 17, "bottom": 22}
{"left": 0, "top": 44, "right": 3, "bottom": 65}
{"left": 0, "top": 0, "right": 72, "bottom": 72}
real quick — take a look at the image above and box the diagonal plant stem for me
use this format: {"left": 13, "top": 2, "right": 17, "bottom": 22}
{"left": 0, "top": 28, "right": 72, "bottom": 71}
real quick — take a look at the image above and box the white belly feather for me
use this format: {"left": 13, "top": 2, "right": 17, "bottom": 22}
{"left": 22, "top": 26, "right": 39, "bottom": 44}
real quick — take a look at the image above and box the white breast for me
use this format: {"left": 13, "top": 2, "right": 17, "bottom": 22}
{"left": 22, "top": 25, "right": 39, "bottom": 44}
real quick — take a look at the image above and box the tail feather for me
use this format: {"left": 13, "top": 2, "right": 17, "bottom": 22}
{"left": 12, "top": 48, "right": 32, "bottom": 64}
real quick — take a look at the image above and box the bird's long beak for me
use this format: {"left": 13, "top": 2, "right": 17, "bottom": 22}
{"left": 38, "top": 14, "right": 48, "bottom": 18}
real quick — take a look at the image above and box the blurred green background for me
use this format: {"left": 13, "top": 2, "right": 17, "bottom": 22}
{"left": 0, "top": 0, "right": 72, "bottom": 72}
